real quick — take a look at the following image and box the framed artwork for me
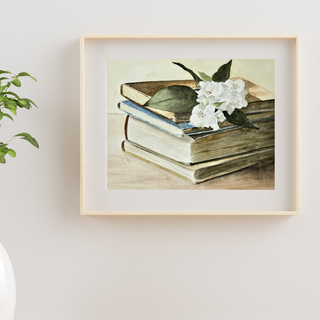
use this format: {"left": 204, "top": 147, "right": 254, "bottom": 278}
{"left": 80, "top": 34, "right": 300, "bottom": 215}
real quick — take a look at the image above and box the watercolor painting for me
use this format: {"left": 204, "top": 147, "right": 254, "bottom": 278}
{"left": 106, "top": 59, "right": 275, "bottom": 190}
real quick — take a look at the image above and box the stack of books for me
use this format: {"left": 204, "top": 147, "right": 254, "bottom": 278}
{"left": 118, "top": 79, "right": 275, "bottom": 184}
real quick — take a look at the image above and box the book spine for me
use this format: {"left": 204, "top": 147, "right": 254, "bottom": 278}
{"left": 118, "top": 101, "right": 188, "bottom": 137}
{"left": 124, "top": 115, "right": 129, "bottom": 140}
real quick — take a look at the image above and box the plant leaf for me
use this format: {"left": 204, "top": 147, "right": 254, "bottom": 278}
{"left": 213, "top": 101, "right": 225, "bottom": 108}
{"left": 7, "top": 149, "right": 16, "bottom": 157}
{"left": 172, "top": 62, "right": 201, "bottom": 86}
{"left": 144, "top": 85, "right": 198, "bottom": 113}
{"left": 223, "top": 109, "right": 259, "bottom": 129}
{"left": 212, "top": 60, "right": 232, "bottom": 82}
{"left": 0, "top": 146, "right": 8, "bottom": 156}
{"left": 6, "top": 106, "right": 17, "bottom": 115}
{"left": 5, "top": 91, "right": 20, "bottom": 99}
{"left": 17, "top": 72, "right": 37, "bottom": 81}
{"left": 4, "top": 100, "right": 17, "bottom": 115}
{"left": 12, "top": 78, "right": 21, "bottom": 87}
{"left": 22, "top": 98, "right": 37, "bottom": 108}
{"left": 198, "top": 71, "right": 212, "bottom": 82}
{"left": 0, "top": 155, "right": 6, "bottom": 164}
{"left": 14, "top": 132, "right": 39, "bottom": 148}
{"left": 0, "top": 70, "right": 12, "bottom": 75}
{"left": 0, "top": 111, "right": 3, "bottom": 120}
{"left": 17, "top": 99, "right": 31, "bottom": 109}
{"left": 0, "top": 84, "right": 8, "bottom": 93}
{"left": 3, "top": 113, "right": 14, "bottom": 121}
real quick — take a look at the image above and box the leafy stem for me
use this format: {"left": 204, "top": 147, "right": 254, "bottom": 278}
{"left": 170, "top": 60, "right": 258, "bottom": 130}
{"left": 0, "top": 70, "right": 39, "bottom": 164}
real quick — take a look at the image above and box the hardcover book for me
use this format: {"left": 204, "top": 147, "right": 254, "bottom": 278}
{"left": 122, "top": 140, "right": 275, "bottom": 184}
{"left": 124, "top": 113, "right": 274, "bottom": 164}
{"left": 120, "top": 78, "right": 274, "bottom": 122}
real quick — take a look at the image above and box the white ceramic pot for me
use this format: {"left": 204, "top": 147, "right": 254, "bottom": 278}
{"left": 0, "top": 243, "right": 16, "bottom": 320}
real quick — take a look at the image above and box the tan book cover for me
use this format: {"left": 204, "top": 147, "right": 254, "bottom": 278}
{"left": 120, "top": 78, "right": 274, "bottom": 122}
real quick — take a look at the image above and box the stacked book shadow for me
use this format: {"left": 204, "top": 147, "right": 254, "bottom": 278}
{"left": 118, "top": 80, "right": 275, "bottom": 184}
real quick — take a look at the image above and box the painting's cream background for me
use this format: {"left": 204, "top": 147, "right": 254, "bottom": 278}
{"left": 107, "top": 59, "right": 275, "bottom": 113}
{"left": 0, "top": 1, "right": 318, "bottom": 320}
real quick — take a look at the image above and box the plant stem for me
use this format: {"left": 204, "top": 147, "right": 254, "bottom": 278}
{"left": 5, "top": 136, "right": 16, "bottom": 144}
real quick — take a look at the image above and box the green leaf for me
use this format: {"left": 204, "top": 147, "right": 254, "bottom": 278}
{"left": 144, "top": 85, "right": 198, "bottom": 113}
{"left": 22, "top": 98, "right": 37, "bottom": 108}
{"left": 4, "top": 99, "right": 17, "bottom": 107}
{"left": 4, "top": 100, "right": 17, "bottom": 115}
{"left": 0, "top": 146, "right": 8, "bottom": 156}
{"left": 0, "top": 95, "right": 7, "bottom": 103}
{"left": 212, "top": 60, "right": 232, "bottom": 82}
{"left": 14, "top": 132, "right": 39, "bottom": 148}
{"left": 172, "top": 62, "right": 201, "bottom": 86}
{"left": 5, "top": 91, "right": 20, "bottom": 99}
{"left": 7, "top": 149, "right": 16, "bottom": 157}
{"left": 0, "top": 111, "right": 3, "bottom": 120}
{"left": 198, "top": 71, "right": 212, "bottom": 82}
{"left": 3, "top": 113, "right": 14, "bottom": 121}
{"left": 0, "top": 70, "right": 12, "bottom": 75}
{"left": 0, "top": 84, "right": 8, "bottom": 93}
{"left": 17, "top": 72, "right": 37, "bottom": 81}
{"left": 12, "top": 78, "right": 21, "bottom": 87}
{"left": 16, "top": 99, "right": 31, "bottom": 109}
{"left": 5, "top": 106, "right": 17, "bottom": 115}
{"left": 0, "top": 155, "right": 6, "bottom": 164}
{"left": 223, "top": 109, "right": 259, "bottom": 129}
{"left": 213, "top": 101, "right": 225, "bottom": 108}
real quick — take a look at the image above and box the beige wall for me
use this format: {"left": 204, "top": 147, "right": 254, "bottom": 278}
{"left": 0, "top": 0, "right": 318, "bottom": 320}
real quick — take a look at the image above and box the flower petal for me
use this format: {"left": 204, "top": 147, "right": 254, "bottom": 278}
{"left": 214, "top": 109, "right": 226, "bottom": 123}
{"left": 226, "top": 103, "right": 235, "bottom": 115}
{"left": 233, "top": 79, "right": 246, "bottom": 92}
{"left": 242, "top": 95, "right": 248, "bottom": 108}
{"left": 221, "top": 79, "right": 233, "bottom": 91}
{"left": 190, "top": 104, "right": 207, "bottom": 127}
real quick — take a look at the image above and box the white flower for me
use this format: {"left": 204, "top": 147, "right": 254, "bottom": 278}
{"left": 222, "top": 79, "right": 247, "bottom": 95}
{"left": 218, "top": 90, "right": 248, "bottom": 115}
{"left": 190, "top": 78, "right": 248, "bottom": 129}
{"left": 190, "top": 103, "right": 226, "bottom": 130}
{"left": 219, "top": 79, "right": 248, "bottom": 115}
{"left": 197, "top": 81, "right": 224, "bottom": 105}
{"left": 216, "top": 108, "right": 226, "bottom": 119}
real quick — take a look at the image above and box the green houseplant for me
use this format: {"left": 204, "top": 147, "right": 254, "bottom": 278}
{"left": 0, "top": 70, "right": 39, "bottom": 164}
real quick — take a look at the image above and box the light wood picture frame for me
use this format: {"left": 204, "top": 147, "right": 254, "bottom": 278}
{"left": 80, "top": 34, "right": 300, "bottom": 215}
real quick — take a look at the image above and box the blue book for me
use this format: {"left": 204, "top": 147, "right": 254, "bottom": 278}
{"left": 118, "top": 100, "right": 216, "bottom": 137}
{"left": 118, "top": 98, "right": 275, "bottom": 138}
